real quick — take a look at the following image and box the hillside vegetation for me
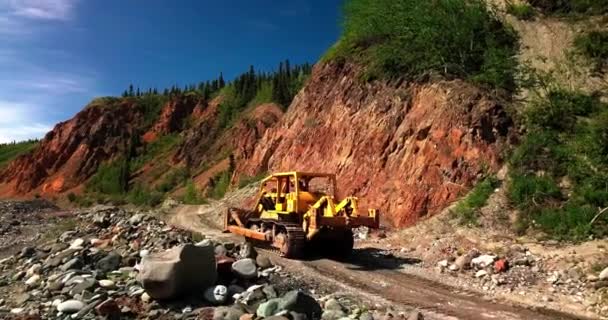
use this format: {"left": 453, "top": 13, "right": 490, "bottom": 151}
{"left": 75, "top": 62, "right": 310, "bottom": 207}
{"left": 322, "top": 0, "right": 608, "bottom": 240}
{"left": 0, "top": 140, "right": 38, "bottom": 169}
{"left": 324, "top": 0, "right": 519, "bottom": 90}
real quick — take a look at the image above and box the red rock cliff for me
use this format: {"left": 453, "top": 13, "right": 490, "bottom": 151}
{"left": 0, "top": 99, "right": 143, "bottom": 196}
{"left": 236, "top": 63, "right": 513, "bottom": 227}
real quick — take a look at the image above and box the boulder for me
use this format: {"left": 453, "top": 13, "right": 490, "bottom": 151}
{"left": 454, "top": 250, "right": 478, "bottom": 271}
{"left": 98, "top": 279, "right": 116, "bottom": 289}
{"left": 325, "top": 298, "right": 344, "bottom": 311}
{"left": 277, "top": 290, "right": 322, "bottom": 319}
{"left": 129, "top": 213, "right": 145, "bottom": 225}
{"left": 204, "top": 285, "right": 229, "bottom": 305}
{"left": 96, "top": 252, "right": 122, "bottom": 274}
{"left": 263, "top": 285, "right": 278, "bottom": 299}
{"left": 232, "top": 258, "right": 258, "bottom": 279}
{"left": 215, "top": 245, "right": 228, "bottom": 257}
{"left": 137, "top": 244, "right": 217, "bottom": 299}
{"left": 494, "top": 259, "right": 509, "bottom": 273}
{"left": 257, "top": 298, "right": 282, "bottom": 317}
{"left": 256, "top": 255, "right": 273, "bottom": 269}
{"left": 95, "top": 298, "right": 120, "bottom": 318}
{"left": 57, "top": 300, "right": 85, "bottom": 313}
{"left": 214, "top": 306, "right": 245, "bottom": 320}
{"left": 322, "top": 309, "right": 346, "bottom": 320}
{"left": 599, "top": 267, "right": 608, "bottom": 280}
{"left": 60, "top": 258, "right": 83, "bottom": 272}
{"left": 471, "top": 255, "right": 496, "bottom": 269}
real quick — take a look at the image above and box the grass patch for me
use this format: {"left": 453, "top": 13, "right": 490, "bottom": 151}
{"left": 324, "top": 0, "right": 519, "bottom": 90}
{"left": 127, "top": 184, "right": 164, "bottom": 207}
{"left": 506, "top": 2, "right": 536, "bottom": 20}
{"left": 454, "top": 176, "right": 500, "bottom": 226}
{"left": 574, "top": 30, "right": 608, "bottom": 70}
{"left": 508, "top": 88, "right": 608, "bottom": 240}
{"left": 0, "top": 140, "right": 38, "bottom": 169}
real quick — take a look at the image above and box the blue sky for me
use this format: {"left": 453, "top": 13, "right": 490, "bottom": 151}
{"left": 0, "top": 0, "right": 342, "bottom": 143}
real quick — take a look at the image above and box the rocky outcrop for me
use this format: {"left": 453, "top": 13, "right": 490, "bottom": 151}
{"left": 0, "top": 99, "right": 143, "bottom": 196}
{"left": 237, "top": 63, "right": 513, "bottom": 227}
{"left": 175, "top": 102, "right": 283, "bottom": 170}
{"left": 142, "top": 97, "right": 199, "bottom": 143}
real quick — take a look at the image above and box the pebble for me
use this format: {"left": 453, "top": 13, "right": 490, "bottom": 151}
{"left": 69, "top": 238, "right": 85, "bottom": 249}
{"left": 475, "top": 270, "right": 488, "bottom": 278}
{"left": 25, "top": 274, "right": 41, "bottom": 287}
{"left": 599, "top": 267, "right": 608, "bottom": 280}
{"left": 57, "top": 300, "right": 85, "bottom": 313}
{"left": 98, "top": 279, "right": 116, "bottom": 289}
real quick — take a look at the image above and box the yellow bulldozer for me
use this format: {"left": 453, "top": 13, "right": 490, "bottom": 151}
{"left": 224, "top": 172, "right": 379, "bottom": 258}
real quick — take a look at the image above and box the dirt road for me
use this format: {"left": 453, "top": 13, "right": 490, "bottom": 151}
{"left": 168, "top": 205, "right": 590, "bottom": 320}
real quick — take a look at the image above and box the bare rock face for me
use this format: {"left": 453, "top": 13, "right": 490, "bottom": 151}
{"left": 137, "top": 243, "right": 217, "bottom": 300}
{"left": 143, "top": 97, "right": 198, "bottom": 143}
{"left": 236, "top": 63, "right": 513, "bottom": 227}
{"left": 0, "top": 99, "right": 143, "bottom": 196}
{"left": 175, "top": 102, "right": 283, "bottom": 170}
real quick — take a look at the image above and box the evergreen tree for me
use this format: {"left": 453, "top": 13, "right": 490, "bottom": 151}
{"left": 219, "top": 73, "right": 225, "bottom": 88}
{"left": 128, "top": 84, "right": 134, "bottom": 97}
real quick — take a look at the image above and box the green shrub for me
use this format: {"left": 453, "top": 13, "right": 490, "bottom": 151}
{"left": 87, "top": 158, "right": 129, "bottom": 195}
{"left": 156, "top": 167, "right": 190, "bottom": 193}
{"left": 574, "top": 31, "right": 608, "bottom": 70}
{"left": 454, "top": 176, "right": 501, "bottom": 226}
{"left": 207, "top": 171, "right": 232, "bottom": 199}
{"left": 534, "top": 204, "right": 606, "bottom": 240}
{"left": 0, "top": 140, "right": 38, "bottom": 169}
{"left": 525, "top": 89, "right": 600, "bottom": 131}
{"left": 127, "top": 184, "right": 163, "bottom": 207}
{"left": 509, "top": 89, "right": 608, "bottom": 240}
{"left": 324, "top": 0, "right": 519, "bottom": 90}
{"left": 506, "top": 2, "right": 536, "bottom": 20}
{"left": 508, "top": 173, "right": 562, "bottom": 207}
{"left": 67, "top": 192, "right": 77, "bottom": 202}
{"left": 183, "top": 180, "right": 207, "bottom": 205}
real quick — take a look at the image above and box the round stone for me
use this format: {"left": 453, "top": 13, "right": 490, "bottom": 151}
{"left": 98, "top": 279, "right": 116, "bottom": 289}
{"left": 57, "top": 300, "right": 85, "bottom": 313}
{"left": 204, "top": 285, "right": 229, "bottom": 304}
{"left": 232, "top": 258, "right": 258, "bottom": 279}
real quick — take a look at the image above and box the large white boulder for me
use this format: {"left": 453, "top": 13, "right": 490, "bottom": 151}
{"left": 137, "top": 244, "right": 217, "bottom": 299}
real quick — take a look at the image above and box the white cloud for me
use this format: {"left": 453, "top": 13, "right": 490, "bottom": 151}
{"left": 0, "top": 100, "right": 51, "bottom": 143}
{"left": 7, "top": 0, "right": 77, "bottom": 21}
